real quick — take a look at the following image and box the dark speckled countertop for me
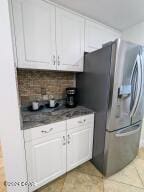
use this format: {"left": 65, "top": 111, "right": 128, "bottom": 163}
{"left": 21, "top": 106, "right": 94, "bottom": 130}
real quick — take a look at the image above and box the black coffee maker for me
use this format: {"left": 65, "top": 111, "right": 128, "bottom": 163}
{"left": 66, "top": 88, "right": 77, "bottom": 108}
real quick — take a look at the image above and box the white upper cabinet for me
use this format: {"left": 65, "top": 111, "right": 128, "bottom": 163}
{"left": 56, "top": 8, "right": 84, "bottom": 72}
{"left": 85, "top": 20, "right": 121, "bottom": 52}
{"left": 12, "top": 0, "right": 84, "bottom": 71}
{"left": 12, "top": 0, "right": 56, "bottom": 70}
{"left": 12, "top": 0, "right": 121, "bottom": 71}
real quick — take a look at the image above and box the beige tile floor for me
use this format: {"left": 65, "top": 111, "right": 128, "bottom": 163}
{"left": 0, "top": 145, "right": 6, "bottom": 192}
{"left": 36, "top": 147, "right": 144, "bottom": 192}
{"left": 0, "top": 147, "right": 144, "bottom": 192}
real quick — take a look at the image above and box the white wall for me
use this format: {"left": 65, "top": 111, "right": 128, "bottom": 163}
{"left": 0, "top": 0, "right": 28, "bottom": 191}
{"left": 122, "top": 22, "right": 144, "bottom": 45}
{"left": 122, "top": 22, "right": 144, "bottom": 147}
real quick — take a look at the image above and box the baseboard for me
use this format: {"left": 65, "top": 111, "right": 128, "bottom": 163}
{"left": 140, "top": 139, "right": 144, "bottom": 148}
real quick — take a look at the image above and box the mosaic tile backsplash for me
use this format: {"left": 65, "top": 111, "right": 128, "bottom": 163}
{"left": 17, "top": 69, "right": 75, "bottom": 105}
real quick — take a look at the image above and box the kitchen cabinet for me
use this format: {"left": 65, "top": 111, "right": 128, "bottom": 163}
{"left": 25, "top": 121, "right": 67, "bottom": 191}
{"left": 12, "top": 0, "right": 84, "bottom": 71}
{"left": 56, "top": 8, "right": 84, "bottom": 71}
{"left": 85, "top": 20, "right": 120, "bottom": 52}
{"left": 11, "top": 0, "right": 121, "bottom": 71}
{"left": 24, "top": 114, "right": 94, "bottom": 191}
{"left": 67, "top": 115, "right": 94, "bottom": 171}
{"left": 12, "top": 0, "right": 56, "bottom": 70}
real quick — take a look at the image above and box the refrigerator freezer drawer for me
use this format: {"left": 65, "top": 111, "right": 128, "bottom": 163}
{"left": 104, "top": 122, "right": 141, "bottom": 177}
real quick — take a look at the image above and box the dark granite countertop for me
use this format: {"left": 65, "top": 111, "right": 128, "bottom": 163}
{"left": 21, "top": 106, "right": 94, "bottom": 130}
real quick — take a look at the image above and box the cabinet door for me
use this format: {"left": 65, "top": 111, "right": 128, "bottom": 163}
{"left": 12, "top": 0, "right": 56, "bottom": 70}
{"left": 67, "top": 125, "right": 93, "bottom": 172}
{"left": 85, "top": 20, "right": 120, "bottom": 52}
{"left": 25, "top": 131, "right": 66, "bottom": 191}
{"left": 56, "top": 8, "right": 84, "bottom": 72}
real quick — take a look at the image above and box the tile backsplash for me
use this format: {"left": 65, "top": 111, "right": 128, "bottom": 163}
{"left": 17, "top": 69, "right": 75, "bottom": 105}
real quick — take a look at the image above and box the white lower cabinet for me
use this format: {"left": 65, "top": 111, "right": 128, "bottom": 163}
{"left": 24, "top": 114, "right": 94, "bottom": 191}
{"left": 25, "top": 131, "right": 67, "bottom": 191}
{"left": 67, "top": 125, "right": 94, "bottom": 171}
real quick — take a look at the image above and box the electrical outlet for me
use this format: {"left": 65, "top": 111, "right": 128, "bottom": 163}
{"left": 41, "top": 87, "right": 46, "bottom": 95}
{"left": 42, "top": 95, "right": 48, "bottom": 101}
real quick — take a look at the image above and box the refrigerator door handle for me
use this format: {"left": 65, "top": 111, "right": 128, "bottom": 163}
{"left": 116, "top": 124, "right": 141, "bottom": 137}
{"left": 130, "top": 54, "right": 142, "bottom": 117}
{"left": 134, "top": 54, "right": 144, "bottom": 112}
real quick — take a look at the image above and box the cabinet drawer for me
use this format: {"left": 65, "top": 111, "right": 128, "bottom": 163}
{"left": 67, "top": 114, "right": 94, "bottom": 130}
{"left": 24, "top": 121, "right": 66, "bottom": 142}
{"left": 81, "top": 114, "right": 94, "bottom": 125}
{"left": 67, "top": 116, "right": 83, "bottom": 130}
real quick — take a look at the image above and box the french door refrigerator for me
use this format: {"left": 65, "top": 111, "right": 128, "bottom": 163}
{"left": 76, "top": 39, "right": 144, "bottom": 176}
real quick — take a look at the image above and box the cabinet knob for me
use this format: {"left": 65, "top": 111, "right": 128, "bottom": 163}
{"left": 67, "top": 134, "right": 71, "bottom": 144}
{"left": 53, "top": 55, "right": 56, "bottom": 65}
{"left": 62, "top": 136, "right": 66, "bottom": 145}
{"left": 57, "top": 56, "right": 60, "bottom": 65}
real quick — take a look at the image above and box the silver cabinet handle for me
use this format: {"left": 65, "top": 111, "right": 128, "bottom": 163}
{"left": 53, "top": 55, "right": 56, "bottom": 65}
{"left": 62, "top": 136, "right": 66, "bottom": 145}
{"left": 41, "top": 128, "right": 53, "bottom": 134}
{"left": 57, "top": 56, "right": 60, "bottom": 65}
{"left": 67, "top": 134, "right": 71, "bottom": 144}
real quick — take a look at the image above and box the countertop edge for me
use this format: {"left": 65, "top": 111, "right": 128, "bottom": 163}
{"left": 21, "top": 107, "right": 95, "bottom": 131}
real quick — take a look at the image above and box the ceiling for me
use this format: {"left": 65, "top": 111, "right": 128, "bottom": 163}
{"left": 51, "top": 0, "right": 144, "bottom": 31}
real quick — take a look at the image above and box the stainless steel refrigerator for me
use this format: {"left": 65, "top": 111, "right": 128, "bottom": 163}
{"left": 76, "top": 39, "right": 144, "bottom": 176}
